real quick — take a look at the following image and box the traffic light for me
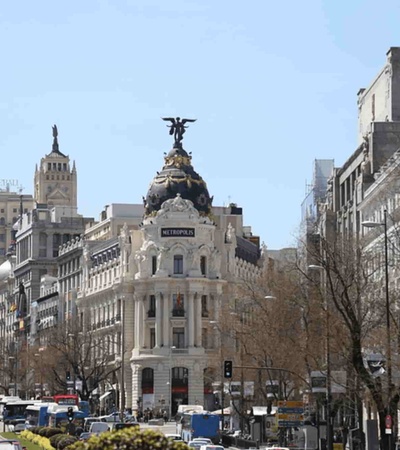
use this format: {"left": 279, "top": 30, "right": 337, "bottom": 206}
{"left": 67, "top": 407, "right": 74, "bottom": 422}
{"left": 224, "top": 360, "right": 233, "bottom": 378}
{"left": 66, "top": 370, "right": 71, "bottom": 381}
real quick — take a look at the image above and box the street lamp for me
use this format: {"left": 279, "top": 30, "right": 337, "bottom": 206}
{"left": 308, "top": 264, "right": 333, "bottom": 450}
{"left": 210, "top": 320, "right": 226, "bottom": 431}
{"left": 362, "top": 210, "right": 392, "bottom": 443}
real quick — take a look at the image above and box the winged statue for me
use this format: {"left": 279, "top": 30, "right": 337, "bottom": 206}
{"left": 162, "top": 117, "right": 196, "bottom": 144}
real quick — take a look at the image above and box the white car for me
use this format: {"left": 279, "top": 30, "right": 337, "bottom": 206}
{"left": 165, "top": 434, "right": 183, "bottom": 441}
{"left": 98, "top": 412, "right": 121, "bottom": 422}
{"left": 193, "top": 438, "right": 212, "bottom": 443}
{"left": 199, "top": 446, "right": 224, "bottom": 450}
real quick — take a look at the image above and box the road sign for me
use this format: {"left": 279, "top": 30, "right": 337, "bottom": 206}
{"left": 277, "top": 401, "right": 304, "bottom": 427}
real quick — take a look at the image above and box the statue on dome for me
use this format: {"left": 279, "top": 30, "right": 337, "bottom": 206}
{"left": 162, "top": 117, "right": 196, "bottom": 145}
{"left": 52, "top": 124, "right": 58, "bottom": 138}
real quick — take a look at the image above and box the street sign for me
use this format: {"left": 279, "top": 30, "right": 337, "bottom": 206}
{"left": 277, "top": 401, "right": 304, "bottom": 428}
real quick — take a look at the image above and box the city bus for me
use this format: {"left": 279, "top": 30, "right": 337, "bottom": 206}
{"left": 47, "top": 403, "right": 85, "bottom": 428}
{"left": 180, "top": 412, "right": 220, "bottom": 443}
{"left": 0, "top": 397, "right": 21, "bottom": 418}
{"left": 25, "top": 404, "right": 50, "bottom": 427}
{"left": 3, "top": 400, "right": 38, "bottom": 424}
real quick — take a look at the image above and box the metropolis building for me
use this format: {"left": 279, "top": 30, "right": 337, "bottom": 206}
{"left": 76, "top": 130, "right": 262, "bottom": 416}
{"left": 0, "top": 122, "right": 262, "bottom": 413}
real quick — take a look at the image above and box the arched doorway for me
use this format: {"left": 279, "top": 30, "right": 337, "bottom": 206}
{"left": 171, "top": 367, "right": 188, "bottom": 417}
{"left": 141, "top": 368, "right": 154, "bottom": 415}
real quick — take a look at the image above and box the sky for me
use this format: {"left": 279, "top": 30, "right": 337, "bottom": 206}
{"left": 1, "top": 0, "right": 400, "bottom": 249}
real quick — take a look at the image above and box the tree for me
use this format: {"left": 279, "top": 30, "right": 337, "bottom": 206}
{"left": 303, "top": 232, "right": 398, "bottom": 450}
{"left": 44, "top": 320, "right": 121, "bottom": 401}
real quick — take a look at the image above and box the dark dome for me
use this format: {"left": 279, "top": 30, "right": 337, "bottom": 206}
{"left": 144, "top": 144, "right": 213, "bottom": 216}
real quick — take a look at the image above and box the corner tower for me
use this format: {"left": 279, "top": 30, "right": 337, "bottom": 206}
{"left": 130, "top": 119, "right": 225, "bottom": 417}
{"left": 34, "top": 125, "right": 78, "bottom": 209}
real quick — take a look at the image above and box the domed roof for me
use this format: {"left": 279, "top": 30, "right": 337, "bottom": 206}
{"left": 0, "top": 259, "right": 12, "bottom": 283}
{"left": 144, "top": 143, "right": 213, "bottom": 216}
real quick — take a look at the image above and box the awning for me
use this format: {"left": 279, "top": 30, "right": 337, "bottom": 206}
{"left": 99, "top": 391, "right": 112, "bottom": 401}
{"left": 211, "top": 407, "right": 231, "bottom": 415}
{"left": 251, "top": 406, "right": 277, "bottom": 416}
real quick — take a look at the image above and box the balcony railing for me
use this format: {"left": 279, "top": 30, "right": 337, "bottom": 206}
{"left": 172, "top": 309, "right": 185, "bottom": 317}
{"left": 147, "top": 310, "right": 156, "bottom": 318}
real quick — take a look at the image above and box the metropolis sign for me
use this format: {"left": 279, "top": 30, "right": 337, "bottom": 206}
{"left": 161, "top": 227, "right": 195, "bottom": 238}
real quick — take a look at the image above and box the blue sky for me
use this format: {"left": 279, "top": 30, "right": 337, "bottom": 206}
{"left": 1, "top": 0, "right": 400, "bottom": 249}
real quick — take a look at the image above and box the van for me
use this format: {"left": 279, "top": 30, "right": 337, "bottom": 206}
{"left": 89, "top": 422, "right": 110, "bottom": 435}
{"left": 84, "top": 417, "right": 101, "bottom": 432}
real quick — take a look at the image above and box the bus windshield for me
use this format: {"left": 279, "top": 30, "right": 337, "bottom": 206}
{"left": 3, "top": 401, "right": 37, "bottom": 424}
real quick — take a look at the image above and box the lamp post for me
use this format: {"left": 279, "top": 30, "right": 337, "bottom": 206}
{"left": 210, "top": 321, "right": 225, "bottom": 431}
{"left": 8, "top": 356, "right": 16, "bottom": 396}
{"left": 362, "top": 209, "right": 392, "bottom": 447}
{"left": 309, "top": 264, "right": 333, "bottom": 450}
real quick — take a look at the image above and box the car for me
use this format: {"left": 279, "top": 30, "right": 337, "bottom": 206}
{"left": 78, "top": 432, "right": 93, "bottom": 441}
{"left": 165, "top": 433, "right": 183, "bottom": 441}
{"left": 193, "top": 438, "right": 213, "bottom": 443}
{"left": 89, "top": 421, "right": 110, "bottom": 435}
{"left": 0, "top": 440, "right": 24, "bottom": 450}
{"left": 199, "top": 446, "right": 224, "bottom": 450}
{"left": 109, "top": 422, "right": 140, "bottom": 431}
{"left": 188, "top": 442, "right": 205, "bottom": 449}
{"left": 9, "top": 419, "right": 27, "bottom": 433}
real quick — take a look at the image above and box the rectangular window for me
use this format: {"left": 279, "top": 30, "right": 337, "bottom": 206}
{"left": 47, "top": 163, "right": 51, "bottom": 171}
{"left": 200, "top": 256, "right": 207, "bottom": 275}
{"left": 173, "top": 255, "right": 183, "bottom": 274}
{"left": 148, "top": 295, "right": 156, "bottom": 317}
{"left": 0, "top": 209, "right": 4, "bottom": 213}
{"left": 172, "top": 293, "right": 184, "bottom": 316}
{"left": 202, "top": 328, "right": 208, "bottom": 348}
{"left": 152, "top": 256, "right": 157, "bottom": 275}
{"left": 201, "top": 295, "right": 208, "bottom": 317}
{"left": 13, "top": 208, "right": 17, "bottom": 213}
{"left": 0, "top": 234, "right": 5, "bottom": 242}
{"left": 173, "top": 328, "right": 185, "bottom": 348}
{"left": 150, "top": 329, "right": 156, "bottom": 348}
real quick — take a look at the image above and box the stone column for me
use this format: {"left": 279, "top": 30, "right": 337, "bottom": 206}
{"left": 195, "top": 293, "right": 202, "bottom": 347}
{"left": 134, "top": 298, "right": 140, "bottom": 349}
{"left": 163, "top": 293, "right": 170, "bottom": 347}
{"left": 155, "top": 292, "right": 162, "bottom": 348}
{"left": 188, "top": 293, "right": 195, "bottom": 348}
{"left": 131, "top": 363, "right": 142, "bottom": 416}
{"left": 138, "top": 297, "right": 145, "bottom": 348}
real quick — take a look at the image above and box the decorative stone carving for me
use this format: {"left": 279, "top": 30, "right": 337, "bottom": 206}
{"left": 157, "top": 194, "right": 199, "bottom": 219}
{"left": 361, "top": 135, "right": 371, "bottom": 175}
{"left": 225, "top": 223, "right": 236, "bottom": 244}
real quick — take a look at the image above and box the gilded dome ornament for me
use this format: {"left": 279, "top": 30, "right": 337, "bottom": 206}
{"left": 143, "top": 118, "right": 213, "bottom": 217}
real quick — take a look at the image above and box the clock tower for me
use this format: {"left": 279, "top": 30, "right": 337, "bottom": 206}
{"left": 34, "top": 125, "right": 78, "bottom": 210}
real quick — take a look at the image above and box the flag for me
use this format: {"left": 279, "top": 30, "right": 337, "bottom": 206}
{"left": 176, "top": 291, "right": 182, "bottom": 309}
